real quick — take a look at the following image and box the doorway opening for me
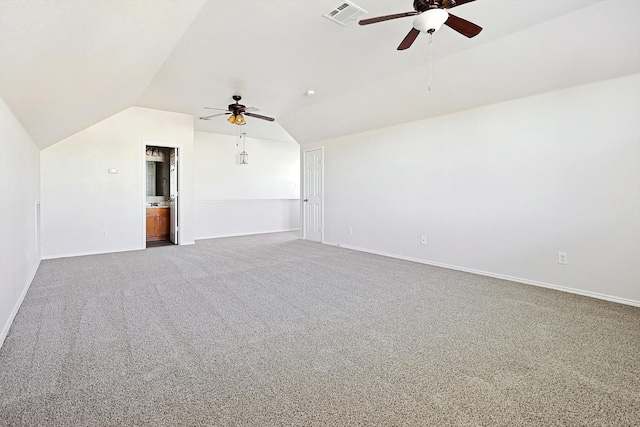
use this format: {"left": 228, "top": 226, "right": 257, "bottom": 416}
{"left": 145, "top": 144, "right": 179, "bottom": 248}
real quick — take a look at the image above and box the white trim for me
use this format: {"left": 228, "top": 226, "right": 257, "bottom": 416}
{"left": 195, "top": 229, "right": 301, "bottom": 241}
{"left": 324, "top": 241, "right": 640, "bottom": 308}
{"left": 41, "top": 241, "right": 197, "bottom": 260}
{"left": 42, "top": 246, "right": 145, "bottom": 260}
{"left": 196, "top": 198, "right": 300, "bottom": 204}
{"left": 0, "top": 263, "right": 39, "bottom": 349}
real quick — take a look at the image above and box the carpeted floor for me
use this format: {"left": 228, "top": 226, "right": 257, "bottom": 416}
{"left": 1, "top": 232, "right": 639, "bottom": 426}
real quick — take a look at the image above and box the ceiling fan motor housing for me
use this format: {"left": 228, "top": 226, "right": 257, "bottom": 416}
{"left": 229, "top": 104, "right": 246, "bottom": 112}
{"left": 414, "top": 0, "right": 455, "bottom": 12}
{"left": 413, "top": 0, "right": 431, "bottom": 12}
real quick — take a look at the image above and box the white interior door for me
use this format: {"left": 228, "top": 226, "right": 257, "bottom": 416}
{"left": 169, "top": 148, "right": 178, "bottom": 244}
{"left": 304, "top": 148, "right": 323, "bottom": 242}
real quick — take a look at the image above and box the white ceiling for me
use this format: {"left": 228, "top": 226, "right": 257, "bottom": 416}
{"left": 1, "top": 0, "right": 639, "bottom": 149}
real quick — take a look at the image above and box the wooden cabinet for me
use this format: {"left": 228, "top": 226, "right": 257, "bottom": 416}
{"left": 146, "top": 207, "right": 170, "bottom": 241}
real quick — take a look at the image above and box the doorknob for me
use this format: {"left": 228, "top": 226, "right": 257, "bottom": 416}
{"left": 303, "top": 199, "right": 308, "bottom": 202}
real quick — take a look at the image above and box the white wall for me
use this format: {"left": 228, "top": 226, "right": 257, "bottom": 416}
{"left": 41, "top": 107, "right": 195, "bottom": 258}
{"left": 194, "top": 131, "right": 299, "bottom": 239}
{"left": 301, "top": 74, "right": 640, "bottom": 306}
{"left": 0, "top": 97, "right": 41, "bottom": 347}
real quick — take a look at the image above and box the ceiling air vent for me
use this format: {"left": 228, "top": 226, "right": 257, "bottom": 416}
{"left": 323, "top": 1, "right": 367, "bottom": 26}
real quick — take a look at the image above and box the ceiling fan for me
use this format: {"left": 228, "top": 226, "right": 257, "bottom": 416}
{"left": 199, "top": 95, "right": 275, "bottom": 125}
{"left": 359, "top": 0, "right": 482, "bottom": 50}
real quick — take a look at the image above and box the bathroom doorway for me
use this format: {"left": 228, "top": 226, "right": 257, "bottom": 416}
{"left": 144, "top": 144, "right": 179, "bottom": 248}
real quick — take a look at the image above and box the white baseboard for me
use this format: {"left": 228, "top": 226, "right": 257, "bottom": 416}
{"left": 324, "top": 241, "right": 640, "bottom": 308}
{"left": 0, "top": 263, "right": 39, "bottom": 349}
{"left": 41, "top": 240, "right": 197, "bottom": 260}
{"left": 195, "top": 228, "right": 300, "bottom": 241}
{"left": 42, "top": 246, "right": 145, "bottom": 260}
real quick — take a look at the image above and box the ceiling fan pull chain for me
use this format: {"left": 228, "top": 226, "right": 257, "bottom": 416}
{"left": 428, "top": 31, "right": 433, "bottom": 91}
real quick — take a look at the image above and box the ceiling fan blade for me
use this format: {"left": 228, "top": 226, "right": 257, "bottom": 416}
{"left": 244, "top": 107, "right": 259, "bottom": 113}
{"left": 203, "top": 107, "right": 229, "bottom": 111}
{"left": 397, "top": 28, "right": 421, "bottom": 50}
{"left": 444, "top": 13, "right": 482, "bottom": 38}
{"left": 199, "top": 112, "right": 231, "bottom": 120}
{"left": 443, "top": 0, "right": 476, "bottom": 9}
{"left": 359, "top": 11, "right": 418, "bottom": 26}
{"left": 245, "top": 112, "right": 275, "bottom": 122}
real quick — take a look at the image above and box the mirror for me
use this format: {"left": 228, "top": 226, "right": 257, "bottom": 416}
{"left": 146, "top": 161, "right": 168, "bottom": 197}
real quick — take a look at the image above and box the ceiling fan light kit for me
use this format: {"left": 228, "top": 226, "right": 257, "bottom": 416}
{"left": 227, "top": 114, "right": 246, "bottom": 125}
{"left": 414, "top": 9, "right": 449, "bottom": 33}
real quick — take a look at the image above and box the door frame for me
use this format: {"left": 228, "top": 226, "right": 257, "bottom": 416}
{"left": 302, "top": 147, "right": 324, "bottom": 243}
{"left": 142, "top": 141, "right": 182, "bottom": 247}
{"left": 168, "top": 148, "right": 178, "bottom": 244}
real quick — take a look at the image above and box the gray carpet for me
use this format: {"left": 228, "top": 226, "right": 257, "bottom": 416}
{"left": 1, "top": 232, "right": 638, "bottom": 426}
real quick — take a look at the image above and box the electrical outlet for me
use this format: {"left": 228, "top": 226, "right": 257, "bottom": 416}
{"left": 558, "top": 252, "right": 568, "bottom": 265}
{"left": 102, "top": 230, "right": 108, "bottom": 237}
{"left": 348, "top": 226, "right": 353, "bottom": 235}
{"left": 421, "top": 235, "right": 427, "bottom": 245}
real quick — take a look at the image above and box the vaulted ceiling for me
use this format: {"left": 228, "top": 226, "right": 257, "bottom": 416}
{"left": 1, "top": 0, "right": 639, "bottom": 149}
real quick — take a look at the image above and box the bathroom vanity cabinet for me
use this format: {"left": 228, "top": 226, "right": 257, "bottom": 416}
{"left": 146, "top": 207, "right": 170, "bottom": 241}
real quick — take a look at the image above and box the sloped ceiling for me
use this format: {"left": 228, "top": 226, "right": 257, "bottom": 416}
{"left": 0, "top": 0, "right": 206, "bottom": 149}
{"left": 1, "top": 0, "right": 639, "bottom": 150}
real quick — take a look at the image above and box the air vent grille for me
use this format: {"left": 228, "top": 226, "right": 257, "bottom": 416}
{"left": 323, "top": 1, "right": 367, "bottom": 26}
